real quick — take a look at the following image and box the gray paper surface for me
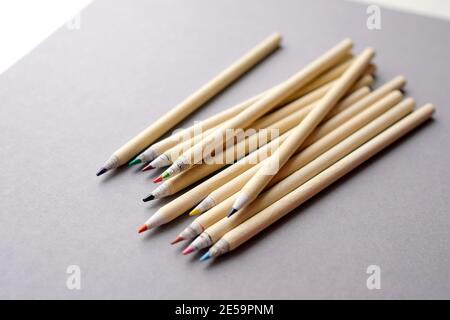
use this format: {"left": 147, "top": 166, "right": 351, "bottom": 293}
{"left": 0, "top": 0, "right": 449, "bottom": 299}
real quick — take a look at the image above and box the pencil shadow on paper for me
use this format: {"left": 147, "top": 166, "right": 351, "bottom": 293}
{"left": 203, "top": 119, "right": 435, "bottom": 269}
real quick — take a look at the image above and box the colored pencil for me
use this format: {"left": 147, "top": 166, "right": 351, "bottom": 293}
{"left": 140, "top": 88, "right": 401, "bottom": 232}
{"left": 187, "top": 98, "right": 413, "bottom": 252}
{"left": 229, "top": 48, "right": 374, "bottom": 216}
{"left": 156, "top": 39, "right": 354, "bottom": 181}
{"left": 201, "top": 104, "right": 435, "bottom": 260}
{"left": 133, "top": 93, "right": 263, "bottom": 166}
{"left": 96, "top": 33, "right": 282, "bottom": 175}
{"left": 174, "top": 92, "right": 408, "bottom": 245}
{"left": 149, "top": 86, "right": 369, "bottom": 200}
{"left": 149, "top": 73, "right": 374, "bottom": 170}
{"left": 188, "top": 86, "right": 374, "bottom": 214}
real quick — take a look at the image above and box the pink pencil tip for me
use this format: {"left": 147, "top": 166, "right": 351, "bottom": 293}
{"left": 170, "top": 236, "right": 185, "bottom": 245}
{"left": 182, "top": 246, "right": 195, "bottom": 255}
{"left": 138, "top": 224, "right": 148, "bottom": 234}
{"left": 153, "top": 176, "right": 163, "bottom": 183}
{"left": 142, "top": 164, "right": 154, "bottom": 172}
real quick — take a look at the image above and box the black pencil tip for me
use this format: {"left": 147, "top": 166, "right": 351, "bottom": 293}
{"left": 96, "top": 167, "right": 108, "bottom": 176}
{"left": 227, "top": 208, "right": 238, "bottom": 218}
{"left": 142, "top": 194, "right": 155, "bottom": 202}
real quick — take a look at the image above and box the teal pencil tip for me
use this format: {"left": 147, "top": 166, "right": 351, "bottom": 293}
{"left": 128, "top": 158, "right": 142, "bottom": 167}
{"left": 199, "top": 252, "right": 211, "bottom": 262}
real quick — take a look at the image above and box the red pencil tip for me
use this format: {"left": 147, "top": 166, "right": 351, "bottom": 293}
{"left": 182, "top": 246, "right": 195, "bottom": 255}
{"left": 138, "top": 224, "right": 148, "bottom": 234}
{"left": 170, "top": 236, "right": 185, "bottom": 245}
{"left": 142, "top": 164, "right": 154, "bottom": 172}
{"left": 153, "top": 176, "right": 163, "bottom": 183}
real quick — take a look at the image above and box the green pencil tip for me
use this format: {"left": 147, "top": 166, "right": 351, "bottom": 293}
{"left": 128, "top": 158, "right": 142, "bottom": 167}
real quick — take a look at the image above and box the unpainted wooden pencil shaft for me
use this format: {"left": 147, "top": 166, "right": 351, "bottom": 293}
{"left": 155, "top": 73, "right": 373, "bottom": 168}
{"left": 207, "top": 104, "right": 435, "bottom": 258}
{"left": 231, "top": 48, "right": 375, "bottom": 212}
{"left": 189, "top": 98, "right": 414, "bottom": 249}
{"left": 162, "top": 39, "right": 354, "bottom": 178}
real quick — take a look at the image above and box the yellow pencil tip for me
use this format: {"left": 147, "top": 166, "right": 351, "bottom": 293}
{"left": 189, "top": 208, "right": 202, "bottom": 216}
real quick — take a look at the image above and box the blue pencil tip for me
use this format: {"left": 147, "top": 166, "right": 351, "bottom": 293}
{"left": 199, "top": 252, "right": 211, "bottom": 262}
{"left": 227, "top": 207, "right": 238, "bottom": 218}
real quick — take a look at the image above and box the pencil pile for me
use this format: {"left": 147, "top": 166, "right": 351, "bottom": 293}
{"left": 97, "top": 33, "right": 435, "bottom": 262}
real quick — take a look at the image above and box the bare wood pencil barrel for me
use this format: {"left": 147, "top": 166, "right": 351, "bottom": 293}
{"left": 174, "top": 88, "right": 408, "bottom": 244}
{"left": 159, "top": 39, "right": 354, "bottom": 180}
{"left": 97, "top": 32, "right": 282, "bottom": 175}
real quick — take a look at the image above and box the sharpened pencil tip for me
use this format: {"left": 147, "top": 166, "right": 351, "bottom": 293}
{"left": 227, "top": 208, "right": 238, "bottom": 218}
{"left": 182, "top": 246, "right": 195, "bottom": 255}
{"left": 142, "top": 164, "right": 154, "bottom": 172}
{"left": 96, "top": 167, "right": 108, "bottom": 176}
{"left": 161, "top": 171, "right": 170, "bottom": 180}
{"left": 153, "top": 176, "right": 163, "bottom": 183}
{"left": 200, "top": 252, "right": 211, "bottom": 261}
{"left": 142, "top": 194, "right": 155, "bottom": 202}
{"left": 138, "top": 224, "right": 148, "bottom": 234}
{"left": 171, "top": 236, "right": 185, "bottom": 245}
{"left": 128, "top": 158, "right": 142, "bottom": 167}
{"left": 189, "top": 208, "right": 202, "bottom": 216}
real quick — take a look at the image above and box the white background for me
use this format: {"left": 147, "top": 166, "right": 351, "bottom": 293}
{"left": 0, "top": 0, "right": 449, "bottom": 75}
{"left": 0, "top": 0, "right": 92, "bottom": 74}
{"left": 352, "top": 0, "right": 450, "bottom": 20}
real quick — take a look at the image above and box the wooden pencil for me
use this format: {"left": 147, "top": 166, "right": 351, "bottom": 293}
{"left": 96, "top": 32, "right": 282, "bottom": 175}
{"left": 139, "top": 88, "right": 400, "bottom": 231}
{"left": 252, "top": 74, "right": 374, "bottom": 130}
{"left": 137, "top": 59, "right": 374, "bottom": 167}
{"left": 146, "top": 86, "right": 369, "bottom": 200}
{"left": 148, "top": 61, "right": 373, "bottom": 170}
{"left": 135, "top": 49, "right": 356, "bottom": 171}
{"left": 201, "top": 104, "right": 435, "bottom": 260}
{"left": 157, "top": 39, "right": 354, "bottom": 180}
{"left": 229, "top": 48, "right": 375, "bottom": 216}
{"left": 186, "top": 89, "right": 403, "bottom": 218}
{"left": 142, "top": 129, "right": 291, "bottom": 204}
{"left": 151, "top": 85, "right": 370, "bottom": 172}
{"left": 140, "top": 78, "right": 404, "bottom": 230}
{"left": 187, "top": 86, "right": 377, "bottom": 213}
{"left": 149, "top": 125, "right": 220, "bottom": 169}
{"left": 133, "top": 93, "right": 263, "bottom": 166}
{"left": 138, "top": 61, "right": 360, "bottom": 167}
{"left": 184, "top": 98, "right": 414, "bottom": 251}
{"left": 179, "top": 78, "right": 405, "bottom": 222}
{"left": 292, "top": 61, "right": 375, "bottom": 100}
